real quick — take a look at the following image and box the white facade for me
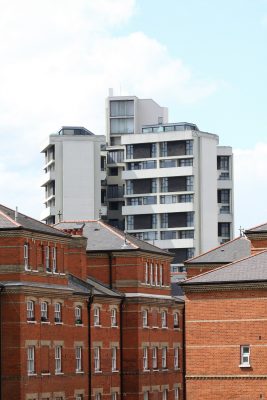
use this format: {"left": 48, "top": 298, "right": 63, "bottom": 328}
{"left": 41, "top": 127, "right": 106, "bottom": 224}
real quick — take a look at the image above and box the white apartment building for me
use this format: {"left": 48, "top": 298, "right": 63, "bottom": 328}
{"left": 105, "top": 94, "right": 234, "bottom": 272}
{"left": 41, "top": 126, "right": 106, "bottom": 224}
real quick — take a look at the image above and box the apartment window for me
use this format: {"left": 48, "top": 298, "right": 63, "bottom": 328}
{"left": 75, "top": 306, "right": 82, "bottom": 324}
{"left": 126, "top": 215, "right": 134, "bottom": 230}
{"left": 161, "top": 177, "right": 168, "bottom": 192}
{"left": 126, "top": 180, "right": 133, "bottom": 195}
{"left": 179, "top": 158, "right": 193, "bottom": 167}
{"left": 126, "top": 144, "right": 134, "bottom": 159}
{"left": 111, "top": 308, "right": 117, "bottom": 327}
{"left": 111, "top": 347, "right": 117, "bottom": 371}
{"left": 55, "top": 346, "right": 62, "bottom": 373}
{"left": 109, "top": 167, "right": 118, "bottom": 176}
{"left": 45, "top": 246, "right": 50, "bottom": 272}
{"left": 143, "top": 310, "right": 148, "bottom": 327}
{"left": 152, "top": 347, "right": 158, "bottom": 369}
{"left": 186, "top": 176, "right": 194, "bottom": 191}
{"left": 174, "top": 388, "right": 179, "bottom": 400}
{"left": 186, "top": 140, "right": 193, "bottom": 155}
{"left": 152, "top": 214, "right": 157, "bottom": 229}
{"left": 174, "top": 348, "right": 179, "bottom": 369}
{"left": 218, "top": 189, "right": 230, "bottom": 204}
{"left": 162, "top": 347, "right": 167, "bottom": 369}
{"left": 161, "top": 311, "right": 167, "bottom": 328}
{"left": 143, "top": 196, "right": 157, "bottom": 205}
{"left": 160, "top": 142, "right": 167, "bottom": 157}
{"left": 240, "top": 345, "right": 250, "bottom": 367}
{"left": 161, "top": 213, "right": 168, "bottom": 228}
{"left": 152, "top": 178, "right": 157, "bottom": 193}
{"left": 143, "top": 347, "right": 148, "bottom": 370}
{"left": 150, "top": 264, "right": 154, "bottom": 285}
{"left": 155, "top": 264, "right": 158, "bottom": 286}
{"left": 54, "top": 302, "right": 62, "bottom": 323}
{"left": 27, "top": 346, "right": 35, "bottom": 375}
{"left": 145, "top": 262, "right": 149, "bottom": 284}
{"left": 110, "top": 100, "right": 134, "bottom": 117}
{"left": 94, "top": 307, "right": 100, "bottom": 326}
{"left": 179, "top": 194, "right": 193, "bottom": 203}
{"left": 110, "top": 118, "right": 134, "bottom": 134}
{"left": 187, "top": 212, "right": 194, "bottom": 227}
{"left": 94, "top": 347, "right": 101, "bottom": 372}
{"left": 162, "top": 389, "right": 168, "bottom": 400}
{"left": 52, "top": 247, "right": 57, "bottom": 272}
{"left": 187, "top": 248, "right": 195, "bottom": 259}
{"left": 160, "top": 265, "right": 163, "bottom": 286}
{"left": 178, "top": 230, "right": 194, "bottom": 239}
{"left": 151, "top": 142, "right": 157, "bottom": 157}
{"left": 27, "top": 300, "right": 35, "bottom": 321}
{"left": 41, "top": 301, "right": 48, "bottom": 322}
{"left": 173, "top": 312, "right": 179, "bottom": 328}
{"left": 75, "top": 346, "right": 82, "bottom": 372}
{"left": 24, "top": 243, "right": 29, "bottom": 270}
{"left": 218, "top": 222, "right": 230, "bottom": 237}
{"left": 108, "top": 150, "right": 124, "bottom": 164}
{"left": 217, "top": 155, "right": 229, "bottom": 170}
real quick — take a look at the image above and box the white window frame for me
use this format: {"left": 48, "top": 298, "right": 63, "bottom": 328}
{"left": 27, "top": 346, "right": 35, "bottom": 375}
{"left": 174, "top": 388, "right": 179, "bottom": 400}
{"left": 76, "top": 346, "right": 82, "bottom": 372}
{"left": 111, "top": 393, "right": 118, "bottom": 400}
{"left": 112, "top": 346, "right": 117, "bottom": 371}
{"left": 41, "top": 301, "right": 48, "bottom": 321}
{"left": 111, "top": 308, "right": 117, "bottom": 327}
{"left": 152, "top": 347, "right": 158, "bottom": 369}
{"left": 161, "top": 311, "right": 167, "bottom": 328}
{"left": 52, "top": 247, "right": 57, "bottom": 272}
{"left": 150, "top": 263, "right": 154, "bottom": 285}
{"left": 94, "top": 307, "right": 100, "bottom": 326}
{"left": 162, "top": 389, "right": 168, "bottom": 400}
{"left": 24, "top": 243, "right": 30, "bottom": 270}
{"left": 55, "top": 345, "right": 62, "bottom": 373}
{"left": 143, "top": 347, "right": 148, "bottom": 371}
{"left": 240, "top": 345, "right": 250, "bottom": 367}
{"left": 145, "top": 262, "right": 149, "bottom": 284}
{"left": 54, "top": 302, "right": 62, "bottom": 323}
{"left": 94, "top": 347, "right": 101, "bottom": 372}
{"left": 144, "top": 391, "right": 149, "bottom": 400}
{"left": 75, "top": 306, "right": 82, "bottom": 324}
{"left": 143, "top": 310, "right": 148, "bottom": 328}
{"left": 174, "top": 347, "right": 179, "bottom": 369}
{"left": 162, "top": 347, "right": 167, "bottom": 369}
{"left": 174, "top": 312, "right": 179, "bottom": 328}
{"left": 27, "top": 300, "right": 35, "bottom": 321}
{"left": 160, "top": 265, "right": 163, "bottom": 286}
{"left": 155, "top": 264, "right": 159, "bottom": 286}
{"left": 45, "top": 245, "right": 50, "bottom": 271}
{"left": 95, "top": 394, "right": 101, "bottom": 400}
{"left": 76, "top": 395, "right": 83, "bottom": 400}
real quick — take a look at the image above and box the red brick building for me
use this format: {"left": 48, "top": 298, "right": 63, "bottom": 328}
{"left": 181, "top": 223, "right": 267, "bottom": 400}
{"left": 0, "top": 205, "right": 183, "bottom": 400}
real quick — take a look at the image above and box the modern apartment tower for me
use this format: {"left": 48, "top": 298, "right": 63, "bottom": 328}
{"left": 105, "top": 93, "right": 234, "bottom": 273}
{"left": 41, "top": 126, "right": 106, "bottom": 224}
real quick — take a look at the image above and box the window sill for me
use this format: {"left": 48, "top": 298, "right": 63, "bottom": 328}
{"left": 153, "top": 369, "right": 159, "bottom": 371}
{"left": 75, "top": 323, "right": 84, "bottom": 327}
{"left": 112, "top": 370, "right": 119, "bottom": 373}
{"left": 143, "top": 369, "right": 150, "bottom": 372}
{"left": 152, "top": 326, "right": 158, "bottom": 329}
{"left": 111, "top": 325, "right": 118, "bottom": 328}
{"left": 143, "top": 326, "right": 149, "bottom": 329}
{"left": 55, "top": 322, "right": 63, "bottom": 325}
{"left": 27, "top": 320, "right": 37, "bottom": 324}
{"left": 55, "top": 372, "right": 64, "bottom": 375}
{"left": 75, "top": 370, "right": 84, "bottom": 374}
{"left": 239, "top": 364, "right": 251, "bottom": 368}
{"left": 94, "top": 370, "right": 102, "bottom": 374}
{"left": 162, "top": 327, "right": 168, "bottom": 330}
{"left": 41, "top": 372, "right": 51, "bottom": 376}
{"left": 94, "top": 324, "right": 102, "bottom": 328}
{"left": 41, "top": 321, "right": 50, "bottom": 325}
{"left": 28, "top": 373, "right": 37, "bottom": 376}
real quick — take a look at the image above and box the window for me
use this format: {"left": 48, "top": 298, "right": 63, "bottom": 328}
{"left": 126, "top": 144, "right": 134, "bottom": 159}
{"left": 95, "top": 394, "right": 101, "bottom": 400}
{"left": 155, "top": 264, "right": 158, "bottom": 286}
{"left": 218, "top": 189, "right": 230, "bottom": 204}
{"left": 111, "top": 308, "right": 117, "bottom": 327}
{"left": 150, "top": 264, "right": 154, "bottom": 285}
{"left": 162, "top": 347, "right": 167, "bottom": 369}
{"left": 145, "top": 262, "right": 149, "bottom": 284}
{"left": 174, "top": 388, "right": 179, "bottom": 400}
{"left": 54, "top": 302, "right": 62, "bottom": 323}
{"left": 24, "top": 243, "right": 29, "bottom": 270}
{"left": 107, "top": 150, "right": 124, "bottom": 164}
{"left": 151, "top": 143, "right": 157, "bottom": 157}
{"left": 143, "top": 310, "right": 148, "bottom": 328}
{"left": 27, "top": 346, "right": 35, "bottom": 375}
{"left": 110, "top": 100, "right": 134, "bottom": 117}
{"left": 161, "top": 177, "right": 168, "bottom": 192}
{"left": 112, "top": 393, "right": 118, "bottom": 400}
{"left": 152, "top": 214, "right": 157, "bottom": 229}
{"left": 112, "top": 347, "right": 117, "bottom": 371}
{"left": 161, "top": 213, "right": 168, "bottom": 228}
{"left": 173, "top": 312, "right": 179, "bottom": 328}
{"left": 75, "top": 306, "right": 82, "bottom": 324}
{"left": 109, "top": 167, "right": 118, "bottom": 176}
{"left": 186, "top": 140, "right": 193, "bottom": 155}
{"left": 152, "top": 347, "right": 158, "bottom": 369}
{"left": 151, "top": 178, "right": 157, "bottom": 193}
{"left": 162, "top": 389, "right": 168, "bottom": 400}
{"left": 94, "top": 347, "right": 101, "bottom": 372}
{"left": 179, "top": 158, "right": 193, "bottom": 167}
{"left": 143, "top": 347, "right": 148, "bottom": 370}
{"left": 94, "top": 307, "right": 100, "bottom": 326}
{"left": 110, "top": 118, "right": 134, "bottom": 134}
{"left": 160, "top": 142, "right": 167, "bottom": 157}
{"left": 41, "top": 301, "right": 48, "bottom": 322}
{"left": 76, "top": 346, "right": 82, "bottom": 372}
{"left": 218, "top": 222, "right": 230, "bottom": 237}
{"left": 240, "top": 345, "right": 250, "bottom": 367}
{"left": 186, "top": 212, "right": 194, "bottom": 227}
{"left": 144, "top": 391, "right": 149, "bottom": 400}
{"left": 174, "top": 348, "right": 179, "bottom": 369}
{"left": 27, "top": 300, "right": 35, "bottom": 321}
{"left": 45, "top": 246, "right": 50, "bottom": 272}
{"left": 160, "top": 265, "right": 163, "bottom": 286}
{"left": 161, "top": 311, "right": 167, "bottom": 328}
{"left": 217, "top": 155, "right": 229, "bottom": 170}
{"left": 76, "top": 395, "right": 83, "bottom": 400}
{"left": 186, "top": 176, "right": 194, "bottom": 191}
{"left": 52, "top": 247, "right": 57, "bottom": 272}
{"left": 126, "top": 215, "right": 134, "bottom": 230}
{"left": 55, "top": 346, "right": 62, "bottom": 373}
{"left": 126, "top": 180, "right": 133, "bottom": 195}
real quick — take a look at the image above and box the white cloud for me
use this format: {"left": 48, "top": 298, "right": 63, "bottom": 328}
{"left": 0, "top": 0, "right": 221, "bottom": 219}
{"left": 234, "top": 142, "right": 267, "bottom": 234}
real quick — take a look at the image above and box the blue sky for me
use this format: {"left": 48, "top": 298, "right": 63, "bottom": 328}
{"left": 0, "top": 0, "right": 267, "bottom": 234}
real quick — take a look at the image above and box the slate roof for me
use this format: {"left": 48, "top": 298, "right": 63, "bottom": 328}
{"left": 245, "top": 222, "right": 267, "bottom": 233}
{"left": 185, "top": 236, "right": 251, "bottom": 264}
{"left": 182, "top": 250, "right": 267, "bottom": 285}
{"left": 68, "top": 274, "right": 122, "bottom": 297}
{"left": 55, "top": 220, "right": 172, "bottom": 256}
{"left": 0, "top": 204, "right": 68, "bottom": 237}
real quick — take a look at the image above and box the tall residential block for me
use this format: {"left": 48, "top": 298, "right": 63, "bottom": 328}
{"left": 41, "top": 126, "right": 106, "bottom": 224}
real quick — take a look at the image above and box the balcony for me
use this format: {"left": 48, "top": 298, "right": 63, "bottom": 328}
{"left": 40, "top": 206, "right": 55, "bottom": 221}
{"left": 40, "top": 170, "right": 55, "bottom": 187}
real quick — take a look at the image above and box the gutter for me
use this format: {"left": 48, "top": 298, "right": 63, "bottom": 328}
{"left": 87, "top": 290, "right": 94, "bottom": 400}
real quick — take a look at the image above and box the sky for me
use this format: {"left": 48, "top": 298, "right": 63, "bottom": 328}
{"left": 0, "top": 0, "right": 267, "bottom": 234}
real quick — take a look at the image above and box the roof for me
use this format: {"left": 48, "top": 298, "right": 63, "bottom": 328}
{"left": 54, "top": 220, "right": 172, "bottom": 256}
{"left": 171, "top": 283, "right": 185, "bottom": 298}
{"left": 182, "top": 250, "right": 267, "bottom": 285}
{"left": 245, "top": 222, "right": 267, "bottom": 233}
{"left": 68, "top": 274, "right": 122, "bottom": 297}
{"left": 185, "top": 236, "right": 251, "bottom": 264}
{"left": 0, "top": 205, "right": 68, "bottom": 237}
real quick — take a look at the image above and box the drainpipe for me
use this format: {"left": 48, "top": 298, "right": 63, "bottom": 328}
{"left": 119, "top": 296, "right": 125, "bottom": 400}
{"left": 108, "top": 252, "right": 113, "bottom": 289}
{"left": 0, "top": 285, "right": 5, "bottom": 400}
{"left": 182, "top": 305, "right": 186, "bottom": 400}
{"left": 87, "top": 291, "right": 94, "bottom": 400}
